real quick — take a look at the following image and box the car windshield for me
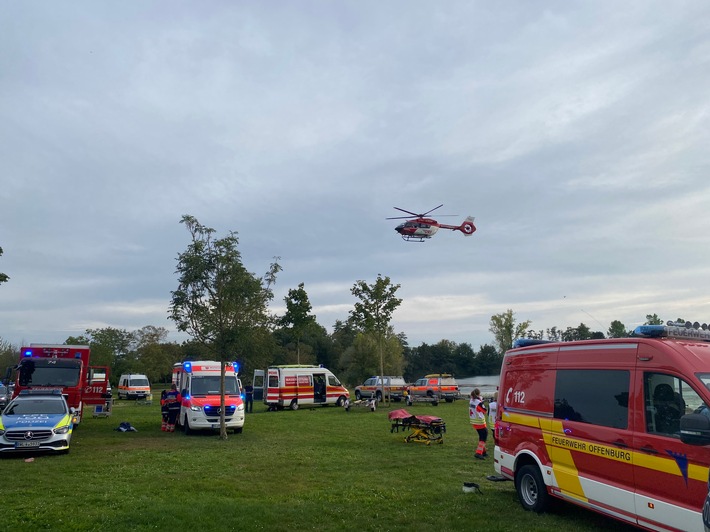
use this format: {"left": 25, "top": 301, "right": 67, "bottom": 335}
{"left": 6, "top": 398, "right": 67, "bottom": 415}
{"left": 190, "top": 376, "right": 240, "bottom": 396}
{"left": 130, "top": 378, "right": 150, "bottom": 387}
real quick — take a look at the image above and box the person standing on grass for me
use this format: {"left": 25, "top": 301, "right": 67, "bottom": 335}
{"left": 244, "top": 381, "right": 254, "bottom": 413}
{"left": 470, "top": 388, "right": 488, "bottom": 460}
{"left": 487, "top": 392, "right": 498, "bottom": 430}
{"left": 165, "top": 383, "right": 182, "bottom": 432}
{"left": 160, "top": 389, "right": 169, "bottom": 431}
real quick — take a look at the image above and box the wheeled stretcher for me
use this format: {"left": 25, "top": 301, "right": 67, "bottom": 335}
{"left": 388, "top": 409, "right": 446, "bottom": 445}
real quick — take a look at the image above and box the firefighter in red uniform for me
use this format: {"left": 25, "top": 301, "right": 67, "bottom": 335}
{"left": 165, "top": 384, "right": 182, "bottom": 432}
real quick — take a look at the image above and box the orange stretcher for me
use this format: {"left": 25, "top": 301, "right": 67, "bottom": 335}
{"left": 388, "top": 409, "right": 446, "bottom": 445}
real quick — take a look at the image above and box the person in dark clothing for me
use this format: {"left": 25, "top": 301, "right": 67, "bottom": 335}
{"left": 165, "top": 384, "right": 181, "bottom": 432}
{"left": 245, "top": 382, "right": 254, "bottom": 413}
{"left": 160, "top": 389, "right": 169, "bottom": 431}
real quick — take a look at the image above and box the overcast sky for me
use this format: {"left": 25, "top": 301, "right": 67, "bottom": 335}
{"left": 2, "top": 2, "right": 710, "bottom": 351}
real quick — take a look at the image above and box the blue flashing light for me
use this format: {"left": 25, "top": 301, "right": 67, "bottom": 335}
{"left": 183, "top": 361, "right": 192, "bottom": 373}
{"left": 23, "top": 350, "right": 33, "bottom": 357}
{"left": 240, "top": 393, "right": 245, "bottom": 401}
{"left": 232, "top": 362, "right": 239, "bottom": 372}
{"left": 74, "top": 352, "right": 82, "bottom": 359}
{"left": 513, "top": 339, "right": 553, "bottom": 348}
{"left": 633, "top": 323, "right": 710, "bottom": 342}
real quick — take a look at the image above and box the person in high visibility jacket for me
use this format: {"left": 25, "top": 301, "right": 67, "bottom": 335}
{"left": 165, "top": 384, "right": 182, "bottom": 433}
{"left": 469, "top": 388, "right": 488, "bottom": 460}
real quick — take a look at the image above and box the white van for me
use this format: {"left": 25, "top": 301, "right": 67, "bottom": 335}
{"left": 253, "top": 365, "right": 349, "bottom": 410}
{"left": 117, "top": 374, "right": 151, "bottom": 400}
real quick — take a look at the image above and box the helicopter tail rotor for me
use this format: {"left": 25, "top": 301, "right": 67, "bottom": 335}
{"left": 458, "top": 216, "right": 476, "bottom": 236}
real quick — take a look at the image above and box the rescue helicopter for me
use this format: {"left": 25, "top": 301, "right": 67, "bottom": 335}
{"left": 387, "top": 204, "right": 476, "bottom": 242}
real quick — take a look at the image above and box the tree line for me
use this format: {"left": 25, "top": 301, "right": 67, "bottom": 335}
{"left": 0, "top": 221, "right": 677, "bottom": 392}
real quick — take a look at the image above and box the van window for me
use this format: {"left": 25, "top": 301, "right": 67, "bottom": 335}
{"left": 644, "top": 373, "right": 707, "bottom": 436}
{"left": 554, "top": 369, "right": 629, "bottom": 429}
{"left": 129, "top": 377, "right": 149, "bottom": 387}
{"left": 327, "top": 375, "right": 341, "bottom": 387}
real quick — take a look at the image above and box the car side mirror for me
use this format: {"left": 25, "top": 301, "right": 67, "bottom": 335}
{"left": 680, "top": 413, "right": 710, "bottom": 445}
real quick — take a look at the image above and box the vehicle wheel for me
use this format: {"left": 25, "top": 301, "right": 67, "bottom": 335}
{"left": 515, "top": 464, "right": 549, "bottom": 513}
{"left": 355, "top": 391, "right": 362, "bottom": 401}
{"left": 336, "top": 396, "right": 346, "bottom": 407}
{"left": 290, "top": 400, "right": 299, "bottom": 411}
{"left": 183, "top": 416, "right": 192, "bottom": 435}
{"left": 445, "top": 398, "right": 454, "bottom": 403}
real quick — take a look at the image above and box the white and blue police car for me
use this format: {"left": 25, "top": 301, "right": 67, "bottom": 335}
{"left": 0, "top": 389, "right": 75, "bottom": 453}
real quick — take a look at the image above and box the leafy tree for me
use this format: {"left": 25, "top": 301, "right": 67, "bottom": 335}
{"left": 474, "top": 344, "right": 502, "bottom": 375}
{"left": 0, "top": 246, "right": 8, "bottom": 285}
{"left": 546, "top": 327, "right": 561, "bottom": 342}
{"left": 607, "top": 320, "right": 627, "bottom": 338}
{"left": 280, "top": 283, "right": 316, "bottom": 364}
{"left": 0, "top": 338, "right": 17, "bottom": 378}
{"left": 645, "top": 314, "right": 663, "bottom": 325}
{"left": 489, "top": 310, "right": 531, "bottom": 354}
{"left": 349, "top": 274, "right": 402, "bottom": 404}
{"left": 169, "top": 215, "right": 281, "bottom": 439}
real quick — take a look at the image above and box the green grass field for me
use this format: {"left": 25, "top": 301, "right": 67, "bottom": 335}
{"left": 0, "top": 399, "right": 637, "bottom": 531}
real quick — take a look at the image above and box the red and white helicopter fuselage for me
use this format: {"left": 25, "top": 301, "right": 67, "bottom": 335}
{"left": 394, "top": 216, "right": 476, "bottom": 242}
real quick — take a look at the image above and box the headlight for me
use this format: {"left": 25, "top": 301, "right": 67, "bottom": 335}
{"left": 0, "top": 429, "right": 5, "bottom": 436}
{"left": 236, "top": 403, "right": 245, "bottom": 412}
{"left": 54, "top": 424, "right": 72, "bottom": 435}
{"left": 189, "top": 405, "right": 202, "bottom": 412}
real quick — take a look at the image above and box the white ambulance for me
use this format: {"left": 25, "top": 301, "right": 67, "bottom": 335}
{"left": 117, "top": 374, "right": 151, "bottom": 400}
{"left": 254, "top": 365, "right": 349, "bottom": 410}
{"left": 172, "top": 361, "right": 245, "bottom": 434}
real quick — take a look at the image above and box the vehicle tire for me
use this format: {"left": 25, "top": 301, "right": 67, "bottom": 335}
{"left": 445, "top": 398, "right": 454, "bottom": 403}
{"left": 355, "top": 390, "right": 362, "bottom": 401}
{"left": 336, "top": 396, "right": 346, "bottom": 407}
{"left": 290, "top": 400, "right": 299, "bottom": 411}
{"left": 183, "top": 416, "right": 193, "bottom": 435}
{"left": 515, "top": 464, "right": 549, "bottom": 513}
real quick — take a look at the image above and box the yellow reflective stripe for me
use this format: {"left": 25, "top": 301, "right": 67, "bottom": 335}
{"left": 503, "top": 411, "right": 541, "bottom": 428}
{"left": 545, "top": 420, "right": 587, "bottom": 501}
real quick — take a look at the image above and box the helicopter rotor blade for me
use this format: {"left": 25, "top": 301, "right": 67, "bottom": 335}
{"left": 392, "top": 206, "right": 420, "bottom": 217}
{"left": 422, "top": 204, "right": 444, "bottom": 217}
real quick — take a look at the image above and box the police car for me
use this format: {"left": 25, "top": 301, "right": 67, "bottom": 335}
{"left": 0, "top": 390, "right": 75, "bottom": 453}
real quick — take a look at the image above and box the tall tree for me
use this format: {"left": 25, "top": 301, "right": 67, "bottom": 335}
{"left": 280, "top": 283, "right": 316, "bottom": 364}
{"left": 607, "top": 320, "right": 627, "bottom": 338}
{"left": 645, "top": 314, "right": 663, "bottom": 325}
{"left": 0, "top": 246, "right": 8, "bottom": 285}
{"left": 489, "top": 309, "right": 531, "bottom": 354}
{"left": 169, "top": 215, "right": 281, "bottom": 440}
{"left": 349, "top": 274, "right": 402, "bottom": 405}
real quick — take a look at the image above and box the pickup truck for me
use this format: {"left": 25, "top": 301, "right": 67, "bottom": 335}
{"left": 354, "top": 376, "right": 407, "bottom": 402}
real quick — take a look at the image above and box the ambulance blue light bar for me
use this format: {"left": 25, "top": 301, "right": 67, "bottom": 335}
{"left": 183, "top": 361, "right": 192, "bottom": 373}
{"left": 23, "top": 349, "right": 33, "bottom": 357}
{"left": 633, "top": 321, "right": 710, "bottom": 342}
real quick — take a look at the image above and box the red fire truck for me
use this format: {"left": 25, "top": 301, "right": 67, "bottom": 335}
{"left": 7, "top": 344, "right": 111, "bottom": 424}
